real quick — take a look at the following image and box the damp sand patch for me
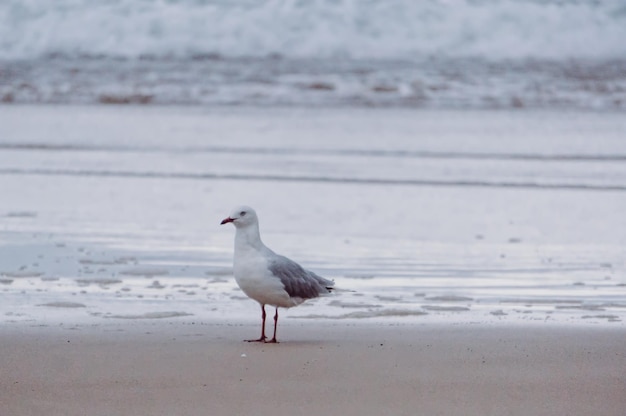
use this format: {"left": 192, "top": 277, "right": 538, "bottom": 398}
{"left": 328, "top": 300, "right": 383, "bottom": 309}
{"left": 422, "top": 305, "right": 471, "bottom": 312}
{"left": 105, "top": 311, "right": 192, "bottom": 319}
{"left": 120, "top": 268, "right": 169, "bottom": 277}
{"left": 75, "top": 278, "right": 123, "bottom": 286}
{"left": 294, "top": 308, "right": 428, "bottom": 319}
{"left": 5, "top": 211, "right": 37, "bottom": 218}
{"left": 79, "top": 257, "right": 136, "bottom": 266}
{"left": 1, "top": 271, "right": 43, "bottom": 278}
{"left": 581, "top": 314, "right": 621, "bottom": 322}
{"left": 38, "top": 302, "right": 86, "bottom": 308}
{"left": 425, "top": 296, "right": 473, "bottom": 302}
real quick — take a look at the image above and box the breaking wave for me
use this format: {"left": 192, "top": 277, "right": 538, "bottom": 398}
{"left": 1, "top": 0, "right": 625, "bottom": 61}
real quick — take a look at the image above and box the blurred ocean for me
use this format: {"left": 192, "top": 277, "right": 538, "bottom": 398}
{"left": 1, "top": 0, "right": 625, "bottom": 109}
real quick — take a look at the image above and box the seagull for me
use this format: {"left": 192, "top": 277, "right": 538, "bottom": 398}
{"left": 221, "top": 205, "right": 334, "bottom": 343}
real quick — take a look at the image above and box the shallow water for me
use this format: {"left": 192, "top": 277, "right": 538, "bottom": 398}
{"left": 1, "top": 107, "right": 625, "bottom": 326}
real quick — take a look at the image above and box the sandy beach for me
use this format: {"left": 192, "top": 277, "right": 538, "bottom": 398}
{"left": 1, "top": 106, "right": 625, "bottom": 415}
{"left": 2, "top": 321, "right": 624, "bottom": 416}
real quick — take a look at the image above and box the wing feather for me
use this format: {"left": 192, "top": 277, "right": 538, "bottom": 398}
{"left": 268, "top": 255, "right": 334, "bottom": 300}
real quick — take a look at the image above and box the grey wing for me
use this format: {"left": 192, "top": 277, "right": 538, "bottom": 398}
{"left": 268, "top": 254, "right": 334, "bottom": 300}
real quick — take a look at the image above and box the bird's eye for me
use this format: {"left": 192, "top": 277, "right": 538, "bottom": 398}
{"left": 240, "top": 211, "right": 246, "bottom": 216}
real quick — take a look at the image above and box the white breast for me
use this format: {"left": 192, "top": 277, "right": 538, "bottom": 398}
{"left": 233, "top": 248, "right": 294, "bottom": 307}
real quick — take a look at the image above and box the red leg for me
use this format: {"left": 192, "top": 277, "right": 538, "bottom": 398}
{"left": 245, "top": 304, "right": 267, "bottom": 342}
{"left": 266, "top": 307, "right": 279, "bottom": 343}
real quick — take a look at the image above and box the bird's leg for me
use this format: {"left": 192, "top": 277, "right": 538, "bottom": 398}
{"left": 246, "top": 304, "right": 267, "bottom": 342}
{"left": 266, "top": 307, "right": 279, "bottom": 343}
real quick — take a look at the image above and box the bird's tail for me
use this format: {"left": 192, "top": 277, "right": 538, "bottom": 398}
{"left": 323, "top": 279, "right": 335, "bottom": 294}
{"left": 315, "top": 276, "right": 335, "bottom": 294}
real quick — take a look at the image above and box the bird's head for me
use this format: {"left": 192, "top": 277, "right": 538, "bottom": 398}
{"left": 221, "top": 205, "right": 258, "bottom": 228}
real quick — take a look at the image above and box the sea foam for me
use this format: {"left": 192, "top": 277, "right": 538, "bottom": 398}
{"left": 1, "top": 0, "right": 625, "bottom": 61}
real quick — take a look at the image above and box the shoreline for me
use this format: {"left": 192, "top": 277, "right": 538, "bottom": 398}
{"left": 1, "top": 105, "right": 625, "bottom": 329}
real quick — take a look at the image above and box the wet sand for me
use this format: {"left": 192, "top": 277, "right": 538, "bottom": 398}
{"left": 2, "top": 321, "right": 624, "bottom": 416}
{"left": 2, "top": 106, "right": 626, "bottom": 327}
